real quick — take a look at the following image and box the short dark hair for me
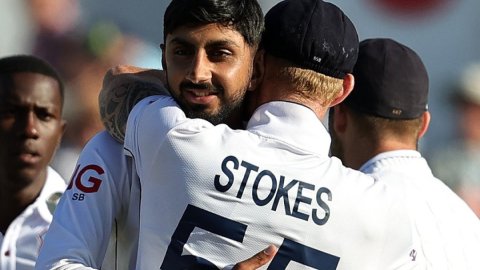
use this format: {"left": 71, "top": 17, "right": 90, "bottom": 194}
{"left": 0, "top": 55, "right": 64, "bottom": 105}
{"left": 347, "top": 106, "right": 424, "bottom": 147}
{"left": 163, "top": 0, "right": 264, "bottom": 47}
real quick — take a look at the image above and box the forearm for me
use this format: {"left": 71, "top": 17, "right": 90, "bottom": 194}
{"left": 99, "top": 81, "right": 166, "bottom": 142}
{"left": 98, "top": 66, "right": 169, "bottom": 143}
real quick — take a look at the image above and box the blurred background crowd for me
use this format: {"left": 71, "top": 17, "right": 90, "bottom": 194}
{"left": 0, "top": 0, "right": 479, "bottom": 215}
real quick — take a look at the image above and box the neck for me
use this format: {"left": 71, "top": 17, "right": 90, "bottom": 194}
{"left": 0, "top": 170, "right": 47, "bottom": 233}
{"left": 342, "top": 139, "right": 375, "bottom": 170}
{"left": 256, "top": 83, "right": 329, "bottom": 121}
{"left": 345, "top": 140, "right": 417, "bottom": 170}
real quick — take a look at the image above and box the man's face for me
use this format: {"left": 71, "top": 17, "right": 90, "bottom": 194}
{"left": 162, "top": 23, "right": 256, "bottom": 125}
{"left": 0, "top": 72, "right": 65, "bottom": 188}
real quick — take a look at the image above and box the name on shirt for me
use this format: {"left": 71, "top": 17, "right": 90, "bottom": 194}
{"left": 214, "top": 155, "right": 332, "bottom": 226}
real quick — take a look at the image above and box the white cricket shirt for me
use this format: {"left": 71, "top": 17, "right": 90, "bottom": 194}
{"left": 360, "top": 150, "right": 480, "bottom": 270}
{"left": 125, "top": 96, "right": 419, "bottom": 269}
{"left": 0, "top": 167, "right": 65, "bottom": 270}
{"left": 35, "top": 131, "right": 140, "bottom": 270}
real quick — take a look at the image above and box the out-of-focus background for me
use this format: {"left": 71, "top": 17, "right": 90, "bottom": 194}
{"left": 1, "top": 0, "right": 479, "bottom": 215}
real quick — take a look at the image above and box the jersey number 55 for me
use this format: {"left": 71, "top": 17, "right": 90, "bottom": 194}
{"left": 160, "top": 204, "right": 340, "bottom": 269}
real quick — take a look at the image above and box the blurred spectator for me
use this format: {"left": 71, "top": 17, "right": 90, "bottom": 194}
{"left": 429, "top": 63, "right": 480, "bottom": 217}
{"left": 28, "top": 0, "right": 88, "bottom": 81}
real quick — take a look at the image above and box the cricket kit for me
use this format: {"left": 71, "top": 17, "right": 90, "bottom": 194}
{"left": 1, "top": 167, "right": 65, "bottom": 270}
{"left": 125, "top": 96, "right": 420, "bottom": 270}
{"left": 360, "top": 150, "right": 480, "bottom": 269}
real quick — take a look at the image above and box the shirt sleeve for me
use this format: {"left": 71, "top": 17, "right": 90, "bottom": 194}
{"left": 124, "top": 95, "right": 188, "bottom": 178}
{"left": 35, "top": 132, "right": 130, "bottom": 270}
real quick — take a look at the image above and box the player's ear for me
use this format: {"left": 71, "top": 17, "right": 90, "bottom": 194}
{"left": 330, "top": 73, "right": 354, "bottom": 107}
{"left": 418, "top": 111, "right": 431, "bottom": 139}
{"left": 160, "top": 44, "right": 167, "bottom": 71}
{"left": 248, "top": 49, "right": 265, "bottom": 92}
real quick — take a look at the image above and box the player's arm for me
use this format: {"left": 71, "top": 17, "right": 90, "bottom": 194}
{"left": 35, "top": 132, "right": 127, "bottom": 270}
{"left": 98, "top": 65, "right": 169, "bottom": 143}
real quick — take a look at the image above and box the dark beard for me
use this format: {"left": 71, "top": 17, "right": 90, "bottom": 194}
{"left": 179, "top": 95, "right": 245, "bottom": 126}
{"left": 172, "top": 79, "right": 248, "bottom": 126}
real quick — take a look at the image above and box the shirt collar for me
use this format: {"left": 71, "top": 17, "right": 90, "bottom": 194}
{"left": 246, "top": 101, "right": 331, "bottom": 155}
{"left": 359, "top": 150, "right": 422, "bottom": 173}
{"left": 36, "top": 167, "right": 66, "bottom": 220}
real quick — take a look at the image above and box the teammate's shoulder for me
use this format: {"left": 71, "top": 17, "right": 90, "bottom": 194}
{"left": 78, "top": 131, "right": 126, "bottom": 162}
{"left": 134, "top": 95, "right": 172, "bottom": 113}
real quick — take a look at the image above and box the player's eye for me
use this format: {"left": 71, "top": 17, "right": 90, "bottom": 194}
{"left": 36, "top": 108, "right": 55, "bottom": 121}
{"left": 208, "top": 49, "right": 232, "bottom": 61}
{"left": 173, "top": 47, "right": 194, "bottom": 56}
{"left": 0, "top": 106, "right": 16, "bottom": 118}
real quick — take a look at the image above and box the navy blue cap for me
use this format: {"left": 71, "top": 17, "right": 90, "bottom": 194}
{"left": 263, "top": 0, "right": 359, "bottom": 79}
{"left": 345, "top": 38, "right": 429, "bottom": 119}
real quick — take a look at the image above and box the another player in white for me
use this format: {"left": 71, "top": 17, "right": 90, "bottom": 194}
{"left": 0, "top": 55, "right": 66, "bottom": 270}
{"left": 329, "top": 38, "right": 480, "bottom": 269}
{"left": 103, "top": 0, "right": 421, "bottom": 269}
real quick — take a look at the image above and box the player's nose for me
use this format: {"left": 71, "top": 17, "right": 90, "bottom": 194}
{"left": 186, "top": 51, "right": 212, "bottom": 84}
{"left": 16, "top": 110, "right": 40, "bottom": 139}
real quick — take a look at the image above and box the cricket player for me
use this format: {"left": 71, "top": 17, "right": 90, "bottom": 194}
{"left": 329, "top": 38, "right": 480, "bottom": 269}
{"left": 0, "top": 55, "right": 66, "bottom": 270}
{"left": 102, "top": 0, "right": 421, "bottom": 269}
{"left": 35, "top": 0, "right": 266, "bottom": 269}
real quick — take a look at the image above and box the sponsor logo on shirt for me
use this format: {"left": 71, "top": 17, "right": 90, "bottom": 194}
{"left": 67, "top": 164, "right": 104, "bottom": 201}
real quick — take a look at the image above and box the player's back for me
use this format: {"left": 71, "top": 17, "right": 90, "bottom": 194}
{"left": 129, "top": 100, "right": 419, "bottom": 269}
{"left": 362, "top": 151, "right": 480, "bottom": 270}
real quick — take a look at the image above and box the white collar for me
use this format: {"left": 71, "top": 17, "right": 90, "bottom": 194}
{"left": 359, "top": 150, "right": 422, "bottom": 173}
{"left": 36, "top": 167, "right": 66, "bottom": 221}
{"left": 246, "top": 101, "right": 331, "bottom": 156}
